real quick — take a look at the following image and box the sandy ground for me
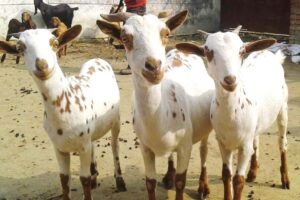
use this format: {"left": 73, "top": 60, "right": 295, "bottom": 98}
{"left": 0, "top": 38, "right": 299, "bottom": 200}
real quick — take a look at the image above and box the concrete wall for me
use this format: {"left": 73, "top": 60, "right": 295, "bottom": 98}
{"left": 0, "top": 0, "right": 220, "bottom": 39}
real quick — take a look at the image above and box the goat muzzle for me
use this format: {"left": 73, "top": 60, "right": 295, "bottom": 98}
{"left": 221, "top": 75, "right": 237, "bottom": 92}
{"left": 34, "top": 58, "right": 54, "bottom": 80}
{"left": 142, "top": 58, "right": 164, "bottom": 84}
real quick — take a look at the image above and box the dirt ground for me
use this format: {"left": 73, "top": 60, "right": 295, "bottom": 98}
{"left": 0, "top": 37, "right": 299, "bottom": 200}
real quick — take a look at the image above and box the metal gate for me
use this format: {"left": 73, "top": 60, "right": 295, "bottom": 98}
{"left": 221, "top": 0, "right": 290, "bottom": 34}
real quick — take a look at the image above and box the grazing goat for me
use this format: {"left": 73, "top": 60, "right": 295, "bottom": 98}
{"left": 97, "top": 11, "right": 214, "bottom": 200}
{"left": 34, "top": 0, "right": 78, "bottom": 28}
{"left": 176, "top": 28, "right": 290, "bottom": 200}
{"left": 51, "top": 17, "right": 68, "bottom": 58}
{"left": 1, "top": 11, "right": 36, "bottom": 64}
{"left": 0, "top": 25, "right": 126, "bottom": 200}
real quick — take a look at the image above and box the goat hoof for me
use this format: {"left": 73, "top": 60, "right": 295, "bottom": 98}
{"left": 162, "top": 169, "right": 175, "bottom": 189}
{"left": 116, "top": 177, "right": 127, "bottom": 192}
{"left": 246, "top": 171, "right": 256, "bottom": 182}
{"left": 91, "top": 177, "right": 97, "bottom": 189}
{"left": 282, "top": 181, "right": 290, "bottom": 189}
{"left": 198, "top": 185, "right": 210, "bottom": 200}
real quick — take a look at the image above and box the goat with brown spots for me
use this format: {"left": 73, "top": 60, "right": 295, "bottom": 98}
{"left": 0, "top": 25, "right": 126, "bottom": 200}
{"left": 176, "top": 27, "right": 290, "bottom": 199}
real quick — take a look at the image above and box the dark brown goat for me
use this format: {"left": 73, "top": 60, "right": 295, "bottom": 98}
{"left": 1, "top": 12, "right": 36, "bottom": 64}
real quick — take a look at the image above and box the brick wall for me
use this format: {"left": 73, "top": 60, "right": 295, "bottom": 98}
{"left": 290, "top": 0, "right": 300, "bottom": 43}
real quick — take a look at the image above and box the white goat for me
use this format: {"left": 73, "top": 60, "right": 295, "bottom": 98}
{"left": 0, "top": 25, "right": 126, "bottom": 200}
{"left": 176, "top": 29, "right": 290, "bottom": 200}
{"left": 97, "top": 11, "right": 214, "bottom": 200}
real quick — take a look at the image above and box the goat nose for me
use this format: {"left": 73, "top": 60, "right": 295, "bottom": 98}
{"left": 224, "top": 75, "right": 236, "bottom": 85}
{"left": 35, "top": 58, "right": 49, "bottom": 71}
{"left": 145, "top": 57, "right": 162, "bottom": 72}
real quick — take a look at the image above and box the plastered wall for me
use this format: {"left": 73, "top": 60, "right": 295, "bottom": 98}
{"left": 0, "top": 0, "right": 220, "bottom": 39}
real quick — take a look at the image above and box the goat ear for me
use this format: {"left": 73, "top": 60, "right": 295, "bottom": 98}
{"left": 175, "top": 42, "right": 205, "bottom": 57}
{"left": 166, "top": 10, "right": 188, "bottom": 31}
{"left": 57, "top": 25, "right": 82, "bottom": 48}
{"left": 0, "top": 41, "right": 18, "bottom": 55}
{"left": 242, "top": 39, "right": 276, "bottom": 54}
{"left": 96, "top": 20, "right": 121, "bottom": 40}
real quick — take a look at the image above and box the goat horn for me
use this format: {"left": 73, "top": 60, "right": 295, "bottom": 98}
{"left": 100, "top": 12, "right": 135, "bottom": 22}
{"left": 8, "top": 32, "right": 21, "bottom": 38}
{"left": 157, "top": 9, "right": 172, "bottom": 19}
{"left": 232, "top": 25, "right": 242, "bottom": 34}
{"left": 197, "top": 29, "right": 210, "bottom": 40}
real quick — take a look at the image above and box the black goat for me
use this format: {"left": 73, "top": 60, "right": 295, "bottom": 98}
{"left": 1, "top": 12, "right": 36, "bottom": 64}
{"left": 34, "top": 0, "right": 78, "bottom": 28}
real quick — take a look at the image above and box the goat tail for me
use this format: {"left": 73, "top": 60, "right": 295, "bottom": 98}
{"left": 275, "top": 50, "right": 286, "bottom": 65}
{"left": 72, "top": 7, "right": 79, "bottom": 11}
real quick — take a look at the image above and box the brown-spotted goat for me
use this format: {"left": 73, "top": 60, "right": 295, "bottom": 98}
{"left": 0, "top": 25, "right": 126, "bottom": 200}
{"left": 97, "top": 11, "right": 214, "bottom": 200}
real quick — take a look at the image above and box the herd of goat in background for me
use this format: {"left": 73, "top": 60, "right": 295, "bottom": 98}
{"left": 0, "top": 0, "right": 291, "bottom": 200}
{"left": 1, "top": 0, "right": 79, "bottom": 63}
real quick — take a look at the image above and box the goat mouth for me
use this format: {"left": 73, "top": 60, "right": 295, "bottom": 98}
{"left": 34, "top": 67, "right": 55, "bottom": 80}
{"left": 142, "top": 69, "right": 164, "bottom": 84}
{"left": 220, "top": 82, "right": 237, "bottom": 92}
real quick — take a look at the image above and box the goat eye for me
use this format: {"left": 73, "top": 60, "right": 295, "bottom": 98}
{"left": 160, "top": 28, "right": 170, "bottom": 45}
{"left": 49, "top": 38, "right": 59, "bottom": 50}
{"left": 16, "top": 41, "right": 26, "bottom": 52}
{"left": 120, "top": 31, "right": 133, "bottom": 51}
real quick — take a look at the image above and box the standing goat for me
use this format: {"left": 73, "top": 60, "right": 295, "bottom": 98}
{"left": 97, "top": 11, "right": 214, "bottom": 200}
{"left": 176, "top": 28, "right": 290, "bottom": 200}
{"left": 0, "top": 25, "right": 126, "bottom": 200}
{"left": 1, "top": 11, "right": 36, "bottom": 64}
{"left": 51, "top": 17, "right": 68, "bottom": 58}
{"left": 34, "top": 0, "right": 78, "bottom": 28}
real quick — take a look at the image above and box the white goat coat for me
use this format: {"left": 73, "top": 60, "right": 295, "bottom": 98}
{"left": 133, "top": 49, "right": 214, "bottom": 157}
{"left": 212, "top": 50, "right": 287, "bottom": 150}
{"left": 42, "top": 59, "right": 120, "bottom": 153}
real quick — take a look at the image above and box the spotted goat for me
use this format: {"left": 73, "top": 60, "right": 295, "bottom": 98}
{"left": 176, "top": 27, "right": 290, "bottom": 200}
{"left": 0, "top": 25, "right": 126, "bottom": 200}
{"left": 97, "top": 11, "right": 214, "bottom": 200}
